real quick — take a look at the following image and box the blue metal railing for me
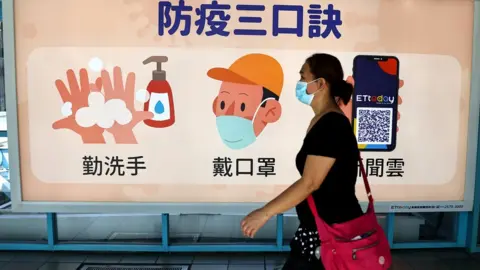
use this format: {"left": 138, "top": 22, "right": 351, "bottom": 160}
{"left": 0, "top": 211, "right": 471, "bottom": 252}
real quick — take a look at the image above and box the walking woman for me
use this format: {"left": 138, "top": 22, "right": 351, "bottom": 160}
{"left": 241, "top": 53, "right": 364, "bottom": 269}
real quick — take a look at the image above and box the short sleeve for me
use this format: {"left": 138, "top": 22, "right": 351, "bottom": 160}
{"left": 304, "top": 113, "right": 350, "bottom": 158}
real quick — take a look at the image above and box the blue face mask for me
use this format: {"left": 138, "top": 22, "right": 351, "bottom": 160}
{"left": 215, "top": 98, "right": 273, "bottom": 150}
{"left": 295, "top": 79, "right": 320, "bottom": 106}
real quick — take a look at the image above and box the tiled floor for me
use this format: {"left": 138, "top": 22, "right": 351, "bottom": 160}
{"left": 0, "top": 250, "right": 478, "bottom": 269}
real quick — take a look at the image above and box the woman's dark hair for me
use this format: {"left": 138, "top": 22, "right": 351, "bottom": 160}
{"left": 305, "top": 53, "right": 353, "bottom": 105}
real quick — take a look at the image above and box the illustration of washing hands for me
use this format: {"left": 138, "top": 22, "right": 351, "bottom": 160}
{"left": 53, "top": 56, "right": 175, "bottom": 144}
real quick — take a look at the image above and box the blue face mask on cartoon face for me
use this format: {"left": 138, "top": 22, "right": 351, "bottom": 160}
{"left": 295, "top": 79, "right": 320, "bottom": 106}
{"left": 216, "top": 116, "right": 256, "bottom": 150}
{"left": 215, "top": 98, "right": 273, "bottom": 150}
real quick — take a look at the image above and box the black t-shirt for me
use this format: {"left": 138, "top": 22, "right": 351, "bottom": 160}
{"left": 295, "top": 112, "right": 363, "bottom": 229}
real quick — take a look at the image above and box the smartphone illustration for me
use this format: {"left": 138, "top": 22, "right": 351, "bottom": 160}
{"left": 352, "top": 55, "right": 400, "bottom": 152}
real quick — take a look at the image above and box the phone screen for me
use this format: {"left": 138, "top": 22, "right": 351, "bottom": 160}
{"left": 352, "top": 55, "right": 399, "bottom": 152}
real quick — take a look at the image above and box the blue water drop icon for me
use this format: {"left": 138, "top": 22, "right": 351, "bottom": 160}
{"left": 154, "top": 100, "right": 165, "bottom": 114}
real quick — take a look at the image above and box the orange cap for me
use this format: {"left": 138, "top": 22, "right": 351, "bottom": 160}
{"left": 207, "top": 53, "right": 284, "bottom": 97}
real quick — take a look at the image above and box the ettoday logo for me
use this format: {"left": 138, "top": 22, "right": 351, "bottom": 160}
{"left": 356, "top": 95, "right": 395, "bottom": 104}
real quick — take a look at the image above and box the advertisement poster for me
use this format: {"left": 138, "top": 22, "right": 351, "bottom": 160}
{"left": 4, "top": 0, "right": 479, "bottom": 213}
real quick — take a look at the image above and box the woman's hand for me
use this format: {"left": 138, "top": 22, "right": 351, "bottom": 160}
{"left": 241, "top": 208, "right": 272, "bottom": 238}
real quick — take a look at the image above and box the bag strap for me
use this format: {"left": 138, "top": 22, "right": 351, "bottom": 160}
{"left": 307, "top": 194, "right": 330, "bottom": 240}
{"left": 307, "top": 153, "right": 374, "bottom": 241}
{"left": 358, "top": 154, "right": 374, "bottom": 205}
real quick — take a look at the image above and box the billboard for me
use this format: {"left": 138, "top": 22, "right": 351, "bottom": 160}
{"left": 3, "top": 0, "right": 479, "bottom": 213}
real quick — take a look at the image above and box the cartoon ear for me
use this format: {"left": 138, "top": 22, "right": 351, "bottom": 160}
{"left": 212, "top": 97, "right": 218, "bottom": 115}
{"left": 262, "top": 100, "right": 282, "bottom": 124}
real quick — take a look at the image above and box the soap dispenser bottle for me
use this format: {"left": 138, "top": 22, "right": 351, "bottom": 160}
{"left": 142, "top": 56, "right": 175, "bottom": 128}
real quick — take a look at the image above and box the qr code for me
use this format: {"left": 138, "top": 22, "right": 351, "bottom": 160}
{"left": 356, "top": 108, "right": 393, "bottom": 144}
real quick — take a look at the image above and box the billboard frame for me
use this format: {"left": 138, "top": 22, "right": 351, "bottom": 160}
{"left": 3, "top": 0, "right": 480, "bottom": 214}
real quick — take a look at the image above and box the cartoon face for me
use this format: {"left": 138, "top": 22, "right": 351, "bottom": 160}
{"left": 213, "top": 82, "right": 263, "bottom": 121}
{"left": 212, "top": 82, "right": 281, "bottom": 149}
{"left": 208, "top": 53, "right": 285, "bottom": 150}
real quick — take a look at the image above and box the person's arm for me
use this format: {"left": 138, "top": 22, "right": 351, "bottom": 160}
{"left": 241, "top": 114, "right": 346, "bottom": 238}
{"left": 261, "top": 155, "right": 335, "bottom": 218}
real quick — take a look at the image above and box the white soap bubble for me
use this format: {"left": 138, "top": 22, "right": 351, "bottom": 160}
{"left": 104, "top": 99, "right": 127, "bottom": 111}
{"left": 74, "top": 94, "right": 136, "bottom": 129}
{"left": 97, "top": 109, "right": 115, "bottom": 129}
{"left": 75, "top": 107, "right": 96, "bottom": 128}
{"left": 135, "top": 89, "right": 150, "bottom": 103}
{"left": 104, "top": 99, "right": 128, "bottom": 125}
{"left": 88, "top": 57, "right": 104, "bottom": 72}
{"left": 115, "top": 108, "right": 133, "bottom": 125}
{"left": 61, "top": 102, "right": 73, "bottom": 117}
{"left": 88, "top": 92, "right": 105, "bottom": 107}
{"left": 102, "top": 107, "right": 117, "bottom": 124}
{"left": 98, "top": 118, "right": 115, "bottom": 129}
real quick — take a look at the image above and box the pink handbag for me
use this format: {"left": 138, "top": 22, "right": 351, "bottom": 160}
{"left": 307, "top": 154, "right": 391, "bottom": 269}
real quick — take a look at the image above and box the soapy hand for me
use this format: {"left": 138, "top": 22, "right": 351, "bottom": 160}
{"left": 100, "top": 67, "right": 154, "bottom": 144}
{"left": 52, "top": 69, "right": 105, "bottom": 144}
{"left": 341, "top": 76, "right": 404, "bottom": 132}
